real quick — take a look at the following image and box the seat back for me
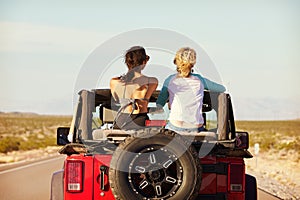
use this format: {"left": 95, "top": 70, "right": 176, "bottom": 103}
{"left": 103, "top": 107, "right": 118, "bottom": 124}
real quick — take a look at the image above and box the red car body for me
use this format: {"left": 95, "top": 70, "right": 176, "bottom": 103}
{"left": 50, "top": 89, "right": 257, "bottom": 200}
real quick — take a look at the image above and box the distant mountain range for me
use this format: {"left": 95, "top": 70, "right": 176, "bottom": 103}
{"left": 232, "top": 97, "right": 300, "bottom": 120}
{"left": 1, "top": 97, "right": 299, "bottom": 121}
{"left": 0, "top": 112, "right": 71, "bottom": 117}
{"left": 0, "top": 112, "right": 39, "bottom": 116}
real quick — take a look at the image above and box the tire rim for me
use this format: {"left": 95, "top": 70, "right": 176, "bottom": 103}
{"left": 128, "top": 145, "right": 183, "bottom": 198}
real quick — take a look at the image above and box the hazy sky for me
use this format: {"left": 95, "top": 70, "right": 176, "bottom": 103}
{"left": 0, "top": 0, "right": 299, "bottom": 120}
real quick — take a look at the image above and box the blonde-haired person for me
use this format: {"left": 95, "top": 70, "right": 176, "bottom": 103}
{"left": 156, "top": 47, "right": 225, "bottom": 132}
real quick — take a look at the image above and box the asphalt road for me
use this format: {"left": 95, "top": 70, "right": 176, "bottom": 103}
{"left": 0, "top": 155, "right": 65, "bottom": 200}
{"left": 0, "top": 155, "right": 281, "bottom": 200}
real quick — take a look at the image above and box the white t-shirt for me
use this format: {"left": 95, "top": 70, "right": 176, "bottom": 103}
{"left": 168, "top": 75, "right": 204, "bottom": 124}
{"left": 156, "top": 73, "right": 225, "bottom": 125}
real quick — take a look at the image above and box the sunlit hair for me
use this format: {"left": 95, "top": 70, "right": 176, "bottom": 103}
{"left": 125, "top": 46, "right": 148, "bottom": 70}
{"left": 174, "top": 47, "right": 196, "bottom": 78}
{"left": 122, "top": 46, "right": 149, "bottom": 82}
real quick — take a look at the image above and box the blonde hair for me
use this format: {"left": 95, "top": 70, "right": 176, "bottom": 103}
{"left": 174, "top": 47, "right": 196, "bottom": 77}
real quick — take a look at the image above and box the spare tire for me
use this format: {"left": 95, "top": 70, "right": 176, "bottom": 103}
{"left": 109, "top": 128, "right": 202, "bottom": 200}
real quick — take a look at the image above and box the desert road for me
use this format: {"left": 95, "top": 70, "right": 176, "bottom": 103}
{"left": 0, "top": 155, "right": 65, "bottom": 200}
{"left": 0, "top": 156, "right": 280, "bottom": 200}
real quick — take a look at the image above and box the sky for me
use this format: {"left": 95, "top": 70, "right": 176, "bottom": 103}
{"left": 0, "top": 0, "right": 299, "bottom": 120}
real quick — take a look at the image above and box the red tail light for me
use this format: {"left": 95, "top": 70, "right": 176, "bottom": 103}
{"left": 145, "top": 120, "right": 166, "bottom": 127}
{"left": 66, "top": 160, "right": 83, "bottom": 192}
{"left": 229, "top": 164, "right": 244, "bottom": 192}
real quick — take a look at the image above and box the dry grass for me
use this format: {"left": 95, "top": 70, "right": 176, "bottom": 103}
{"left": 1, "top": 112, "right": 299, "bottom": 158}
{"left": 0, "top": 113, "right": 71, "bottom": 153}
{"left": 236, "top": 120, "right": 300, "bottom": 161}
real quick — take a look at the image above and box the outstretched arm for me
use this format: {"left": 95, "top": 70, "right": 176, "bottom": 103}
{"left": 193, "top": 73, "right": 226, "bottom": 92}
{"left": 202, "top": 77, "right": 226, "bottom": 92}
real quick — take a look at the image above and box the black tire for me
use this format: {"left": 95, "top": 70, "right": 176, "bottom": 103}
{"left": 109, "top": 128, "right": 202, "bottom": 200}
{"left": 245, "top": 174, "right": 257, "bottom": 200}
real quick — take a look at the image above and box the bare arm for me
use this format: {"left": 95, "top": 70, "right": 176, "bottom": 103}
{"left": 144, "top": 77, "right": 158, "bottom": 99}
{"left": 110, "top": 78, "right": 119, "bottom": 102}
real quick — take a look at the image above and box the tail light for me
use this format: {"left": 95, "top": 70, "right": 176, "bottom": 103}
{"left": 66, "top": 160, "right": 83, "bottom": 192}
{"left": 145, "top": 120, "right": 166, "bottom": 127}
{"left": 229, "top": 164, "right": 244, "bottom": 192}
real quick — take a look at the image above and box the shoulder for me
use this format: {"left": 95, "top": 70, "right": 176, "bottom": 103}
{"left": 164, "top": 74, "right": 177, "bottom": 81}
{"left": 111, "top": 76, "right": 121, "bottom": 80}
{"left": 190, "top": 73, "right": 207, "bottom": 83}
{"left": 190, "top": 73, "right": 203, "bottom": 79}
{"left": 141, "top": 75, "right": 158, "bottom": 84}
{"left": 110, "top": 77, "right": 121, "bottom": 87}
{"left": 164, "top": 74, "right": 177, "bottom": 84}
{"left": 159, "top": 74, "right": 177, "bottom": 86}
{"left": 110, "top": 77, "right": 121, "bottom": 83}
{"left": 168, "top": 73, "right": 177, "bottom": 78}
{"left": 149, "top": 76, "right": 158, "bottom": 84}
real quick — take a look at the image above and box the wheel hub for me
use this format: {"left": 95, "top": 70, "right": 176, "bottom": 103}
{"left": 148, "top": 169, "right": 165, "bottom": 182}
{"left": 128, "top": 146, "right": 183, "bottom": 198}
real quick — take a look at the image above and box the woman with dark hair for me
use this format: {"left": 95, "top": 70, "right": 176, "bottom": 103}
{"left": 110, "top": 46, "right": 158, "bottom": 129}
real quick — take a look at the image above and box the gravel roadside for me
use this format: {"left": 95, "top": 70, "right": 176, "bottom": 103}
{"left": 246, "top": 149, "right": 300, "bottom": 200}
